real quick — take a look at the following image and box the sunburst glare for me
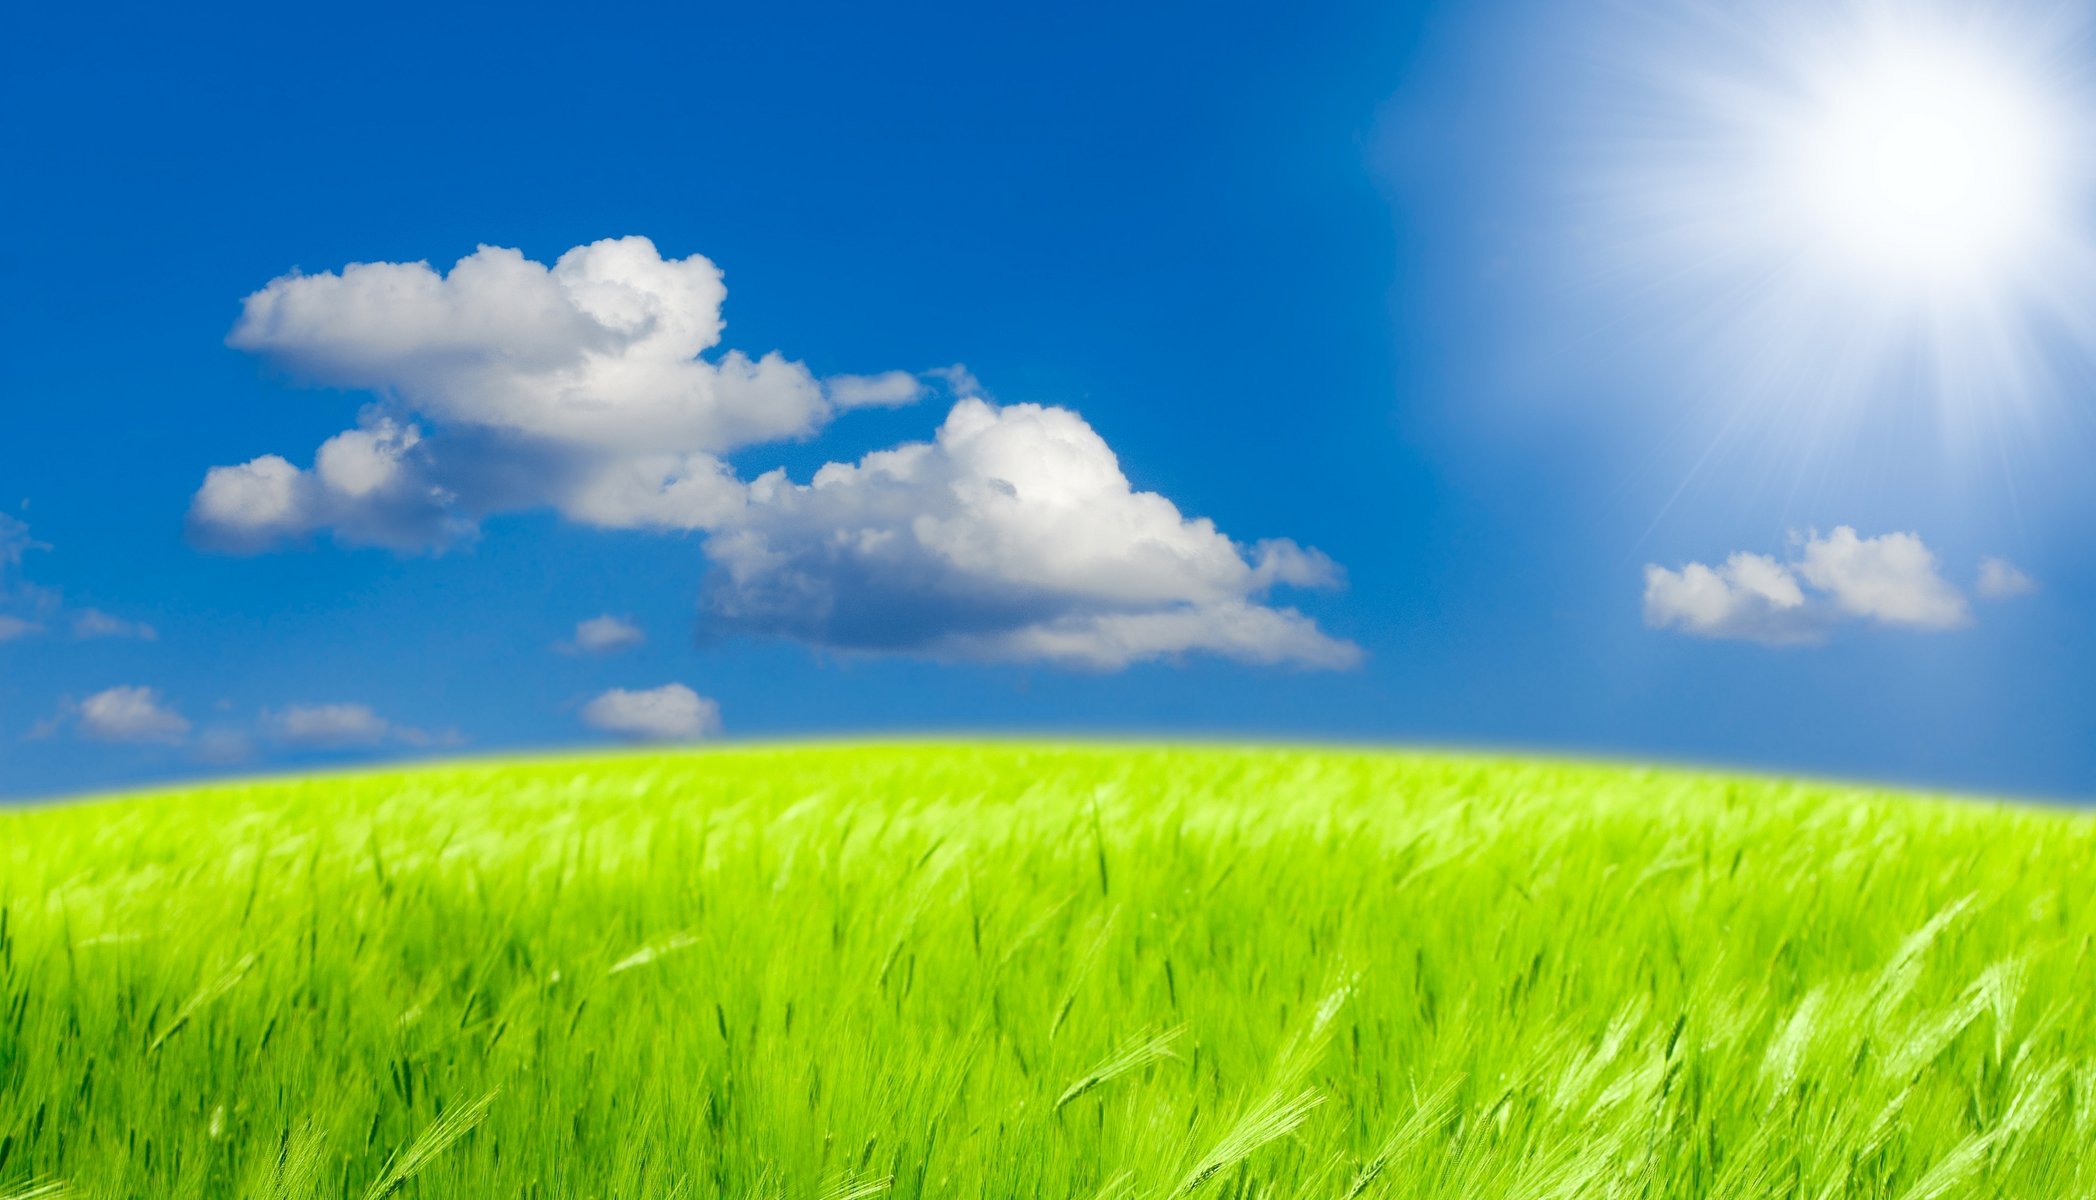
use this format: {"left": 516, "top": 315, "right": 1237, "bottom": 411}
{"left": 1581, "top": 0, "right": 2096, "bottom": 479}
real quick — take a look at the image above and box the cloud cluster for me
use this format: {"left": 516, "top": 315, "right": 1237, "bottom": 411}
{"left": 35, "top": 689, "right": 447, "bottom": 757}
{"left": 1643, "top": 527, "right": 2023, "bottom": 644}
{"left": 580, "top": 683, "right": 721, "bottom": 741}
{"left": 192, "top": 238, "right": 1358, "bottom": 670}
{"left": 189, "top": 237, "right": 871, "bottom": 550}
{"left": 1642, "top": 550, "right": 1818, "bottom": 644}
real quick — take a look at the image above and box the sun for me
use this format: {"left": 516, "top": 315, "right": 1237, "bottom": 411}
{"left": 1774, "top": 25, "right": 2067, "bottom": 293}
{"left": 1578, "top": 0, "right": 2096, "bottom": 469}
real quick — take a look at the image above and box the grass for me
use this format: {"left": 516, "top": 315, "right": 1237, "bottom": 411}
{"left": 1, "top": 743, "right": 2092, "bottom": 1198}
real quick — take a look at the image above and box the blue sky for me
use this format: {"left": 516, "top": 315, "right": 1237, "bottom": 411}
{"left": 4, "top": 0, "right": 2093, "bottom": 800}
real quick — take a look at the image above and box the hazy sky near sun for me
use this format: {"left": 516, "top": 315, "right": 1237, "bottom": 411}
{"left": 4, "top": 0, "right": 2094, "bottom": 800}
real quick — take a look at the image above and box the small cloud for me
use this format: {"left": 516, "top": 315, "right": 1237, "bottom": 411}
{"left": 262, "top": 702, "right": 448, "bottom": 749}
{"left": 0, "top": 615, "right": 43, "bottom": 642}
{"left": 1642, "top": 552, "right": 1820, "bottom": 645}
{"left": 188, "top": 454, "right": 316, "bottom": 552}
{"left": 580, "top": 684, "right": 722, "bottom": 742}
{"left": 72, "top": 608, "right": 158, "bottom": 641}
{"left": 1976, "top": 556, "right": 2037, "bottom": 600}
{"left": 264, "top": 702, "right": 390, "bottom": 747}
{"left": 559, "top": 614, "right": 646, "bottom": 656}
{"left": 76, "top": 686, "right": 191, "bottom": 744}
{"left": 1645, "top": 526, "right": 1971, "bottom": 645}
{"left": 826, "top": 370, "right": 925, "bottom": 410}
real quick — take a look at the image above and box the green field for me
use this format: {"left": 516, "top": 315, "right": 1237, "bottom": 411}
{"left": 1, "top": 744, "right": 2092, "bottom": 1199}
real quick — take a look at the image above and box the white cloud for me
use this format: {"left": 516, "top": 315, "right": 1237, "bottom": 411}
{"left": 189, "top": 237, "right": 1357, "bottom": 672}
{"left": 262, "top": 702, "right": 446, "bottom": 749}
{"left": 700, "top": 398, "right": 1360, "bottom": 669}
{"left": 555, "top": 449, "right": 747, "bottom": 532}
{"left": 188, "top": 418, "right": 470, "bottom": 552}
{"left": 561, "top": 614, "right": 645, "bottom": 655}
{"left": 1793, "top": 527, "right": 1969, "bottom": 630}
{"left": 1645, "top": 526, "right": 1975, "bottom": 644}
{"left": 189, "top": 455, "right": 309, "bottom": 549}
{"left": 189, "top": 237, "right": 863, "bottom": 548}
{"left": 1976, "top": 556, "right": 2038, "bottom": 599}
{"left": 76, "top": 686, "right": 191, "bottom": 744}
{"left": 580, "top": 684, "right": 722, "bottom": 741}
{"left": 0, "top": 615, "right": 41, "bottom": 642}
{"left": 1641, "top": 552, "right": 1819, "bottom": 644}
{"left": 31, "top": 684, "right": 450, "bottom": 757}
{"left": 827, "top": 370, "right": 926, "bottom": 409}
{"left": 263, "top": 703, "right": 389, "bottom": 747}
{"left": 72, "top": 609, "right": 158, "bottom": 641}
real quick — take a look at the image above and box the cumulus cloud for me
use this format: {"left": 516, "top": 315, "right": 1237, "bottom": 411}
{"left": 1641, "top": 551, "right": 1818, "bottom": 644}
{"left": 1645, "top": 527, "right": 1977, "bottom": 644}
{"left": 1976, "top": 556, "right": 2038, "bottom": 600}
{"left": 700, "top": 398, "right": 1360, "bottom": 669}
{"left": 261, "top": 701, "right": 443, "bottom": 748}
{"left": 75, "top": 686, "right": 191, "bottom": 744}
{"left": 1793, "top": 528, "right": 1969, "bottom": 630}
{"left": 189, "top": 416, "right": 478, "bottom": 552}
{"left": 560, "top": 614, "right": 645, "bottom": 655}
{"left": 190, "top": 237, "right": 1357, "bottom": 671}
{"left": 580, "top": 684, "right": 722, "bottom": 741}
{"left": 189, "top": 237, "right": 859, "bottom": 548}
{"left": 223, "top": 239, "right": 822, "bottom": 451}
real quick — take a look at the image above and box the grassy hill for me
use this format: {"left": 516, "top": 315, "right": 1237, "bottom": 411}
{"left": 1, "top": 744, "right": 2092, "bottom": 1198}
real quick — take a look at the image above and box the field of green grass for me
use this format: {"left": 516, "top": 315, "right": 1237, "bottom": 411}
{"left": 1, "top": 744, "right": 2092, "bottom": 1199}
